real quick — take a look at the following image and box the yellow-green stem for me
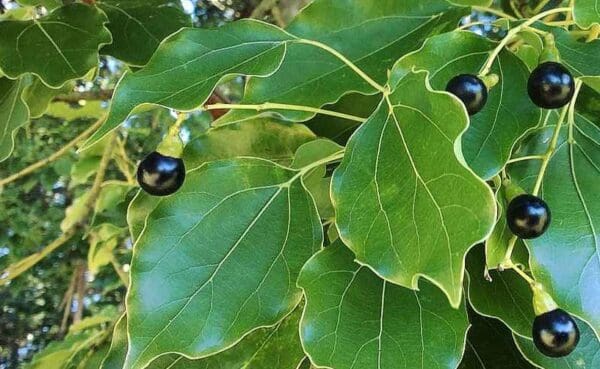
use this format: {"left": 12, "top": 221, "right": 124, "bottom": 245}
{"left": 204, "top": 102, "right": 367, "bottom": 123}
{"left": 479, "top": 7, "right": 572, "bottom": 77}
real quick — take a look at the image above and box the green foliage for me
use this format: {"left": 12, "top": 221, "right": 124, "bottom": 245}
{"left": 1, "top": 1, "right": 599, "bottom": 369}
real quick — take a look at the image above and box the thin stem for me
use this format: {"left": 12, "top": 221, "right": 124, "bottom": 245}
{"left": 0, "top": 115, "right": 106, "bottom": 187}
{"left": 546, "top": 20, "right": 576, "bottom": 27}
{"left": 110, "top": 256, "right": 129, "bottom": 286}
{"left": 502, "top": 236, "right": 519, "bottom": 266}
{"left": 204, "top": 103, "right": 367, "bottom": 123}
{"left": 288, "top": 150, "right": 345, "bottom": 184}
{"left": 510, "top": 0, "right": 524, "bottom": 18}
{"left": 479, "top": 7, "right": 572, "bottom": 76}
{"left": 509, "top": 261, "right": 537, "bottom": 285}
{"left": 532, "top": 80, "right": 582, "bottom": 196}
{"left": 0, "top": 135, "right": 115, "bottom": 285}
{"left": 293, "top": 39, "right": 387, "bottom": 94}
{"left": 506, "top": 155, "right": 545, "bottom": 164}
{"left": 458, "top": 21, "right": 485, "bottom": 30}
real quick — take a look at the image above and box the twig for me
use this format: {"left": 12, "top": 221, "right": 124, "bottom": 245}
{"left": 59, "top": 267, "right": 78, "bottom": 336}
{"left": 0, "top": 115, "right": 107, "bottom": 187}
{"left": 250, "top": 0, "right": 280, "bottom": 19}
{"left": 73, "top": 263, "right": 86, "bottom": 324}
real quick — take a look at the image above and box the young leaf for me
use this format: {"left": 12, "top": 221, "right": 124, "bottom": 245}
{"left": 184, "top": 118, "right": 315, "bottom": 169}
{"left": 573, "top": 0, "right": 600, "bottom": 29}
{"left": 298, "top": 242, "right": 469, "bottom": 369}
{"left": 83, "top": 20, "right": 293, "bottom": 149}
{"left": 392, "top": 31, "right": 542, "bottom": 179}
{"left": 98, "top": 0, "right": 192, "bottom": 66}
{"left": 218, "top": 0, "right": 462, "bottom": 123}
{"left": 0, "top": 3, "right": 112, "bottom": 87}
{"left": 332, "top": 71, "right": 496, "bottom": 307}
{"left": 124, "top": 158, "right": 322, "bottom": 369}
{"left": 508, "top": 114, "right": 600, "bottom": 336}
{"left": 103, "top": 307, "right": 305, "bottom": 369}
{"left": 0, "top": 77, "right": 29, "bottom": 162}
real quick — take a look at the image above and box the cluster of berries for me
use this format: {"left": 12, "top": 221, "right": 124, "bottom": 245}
{"left": 447, "top": 62, "right": 580, "bottom": 358}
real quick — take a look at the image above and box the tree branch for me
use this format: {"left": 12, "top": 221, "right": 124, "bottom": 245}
{"left": 0, "top": 135, "right": 115, "bottom": 285}
{"left": 0, "top": 115, "right": 106, "bottom": 187}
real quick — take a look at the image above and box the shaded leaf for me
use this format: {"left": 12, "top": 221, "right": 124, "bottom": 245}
{"left": 22, "top": 76, "right": 71, "bottom": 118}
{"left": 0, "top": 3, "right": 112, "bottom": 87}
{"left": 98, "top": 0, "right": 191, "bottom": 66}
{"left": 124, "top": 158, "right": 322, "bottom": 369}
{"left": 332, "top": 71, "right": 496, "bottom": 307}
{"left": 87, "top": 223, "right": 124, "bottom": 275}
{"left": 458, "top": 313, "right": 536, "bottom": 369}
{"left": 298, "top": 242, "right": 469, "bottom": 369}
{"left": 47, "top": 101, "right": 106, "bottom": 121}
{"left": 392, "top": 31, "right": 541, "bottom": 179}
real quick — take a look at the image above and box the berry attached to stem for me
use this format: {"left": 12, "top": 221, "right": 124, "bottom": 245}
{"left": 445, "top": 74, "right": 488, "bottom": 115}
{"left": 528, "top": 62, "right": 575, "bottom": 109}
{"left": 137, "top": 152, "right": 185, "bottom": 196}
{"left": 533, "top": 309, "right": 580, "bottom": 358}
{"left": 506, "top": 194, "right": 551, "bottom": 239}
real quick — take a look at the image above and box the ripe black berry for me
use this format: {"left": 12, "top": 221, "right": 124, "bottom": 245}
{"left": 533, "top": 309, "right": 580, "bottom": 358}
{"left": 528, "top": 62, "right": 575, "bottom": 109}
{"left": 137, "top": 151, "right": 185, "bottom": 196}
{"left": 445, "top": 74, "right": 488, "bottom": 115}
{"left": 506, "top": 194, "right": 551, "bottom": 239}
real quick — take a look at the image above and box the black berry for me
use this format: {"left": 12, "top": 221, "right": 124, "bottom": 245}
{"left": 533, "top": 309, "right": 580, "bottom": 358}
{"left": 528, "top": 62, "right": 575, "bottom": 109}
{"left": 137, "top": 151, "right": 185, "bottom": 196}
{"left": 506, "top": 194, "right": 551, "bottom": 239}
{"left": 445, "top": 74, "right": 488, "bottom": 115}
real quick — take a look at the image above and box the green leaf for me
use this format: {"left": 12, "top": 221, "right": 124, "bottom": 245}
{"left": 466, "top": 245, "right": 534, "bottom": 338}
{"left": 71, "top": 156, "right": 102, "bottom": 186}
{"left": 47, "top": 101, "right": 106, "bottom": 121}
{"left": 22, "top": 76, "right": 71, "bottom": 118}
{"left": 0, "top": 3, "right": 112, "bottom": 87}
{"left": 0, "top": 77, "right": 29, "bottom": 162}
{"left": 124, "top": 158, "right": 322, "bottom": 369}
{"left": 449, "top": 0, "right": 492, "bottom": 5}
{"left": 508, "top": 113, "right": 600, "bottom": 336}
{"left": 554, "top": 28, "right": 600, "bottom": 93}
{"left": 298, "top": 242, "right": 469, "bottom": 369}
{"left": 458, "top": 313, "right": 536, "bottom": 369}
{"left": 98, "top": 0, "right": 191, "bottom": 66}
{"left": 83, "top": 20, "right": 293, "bottom": 149}
{"left": 514, "top": 318, "right": 600, "bottom": 369}
{"left": 87, "top": 223, "right": 123, "bottom": 275}
{"left": 25, "top": 330, "right": 103, "bottom": 369}
{"left": 95, "top": 182, "right": 133, "bottom": 215}
{"left": 127, "top": 117, "right": 316, "bottom": 242}
{"left": 219, "top": 0, "right": 462, "bottom": 123}
{"left": 184, "top": 118, "right": 315, "bottom": 169}
{"left": 103, "top": 307, "right": 305, "bottom": 369}
{"left": 573, "top": 0, "right": 600, "bottom": 29}
{"left": 392, "top": 31, "right": 542, "bottom": 179}
{"left": 332, "top": 71, "right": 496, "bottom": 307}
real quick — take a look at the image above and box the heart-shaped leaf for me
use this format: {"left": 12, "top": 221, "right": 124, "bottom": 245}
{"left": 125, "top": 158, "right": 322, "bottom": 369}
{"left": 332, "top": 71, "right": 496, "bottom": 307}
